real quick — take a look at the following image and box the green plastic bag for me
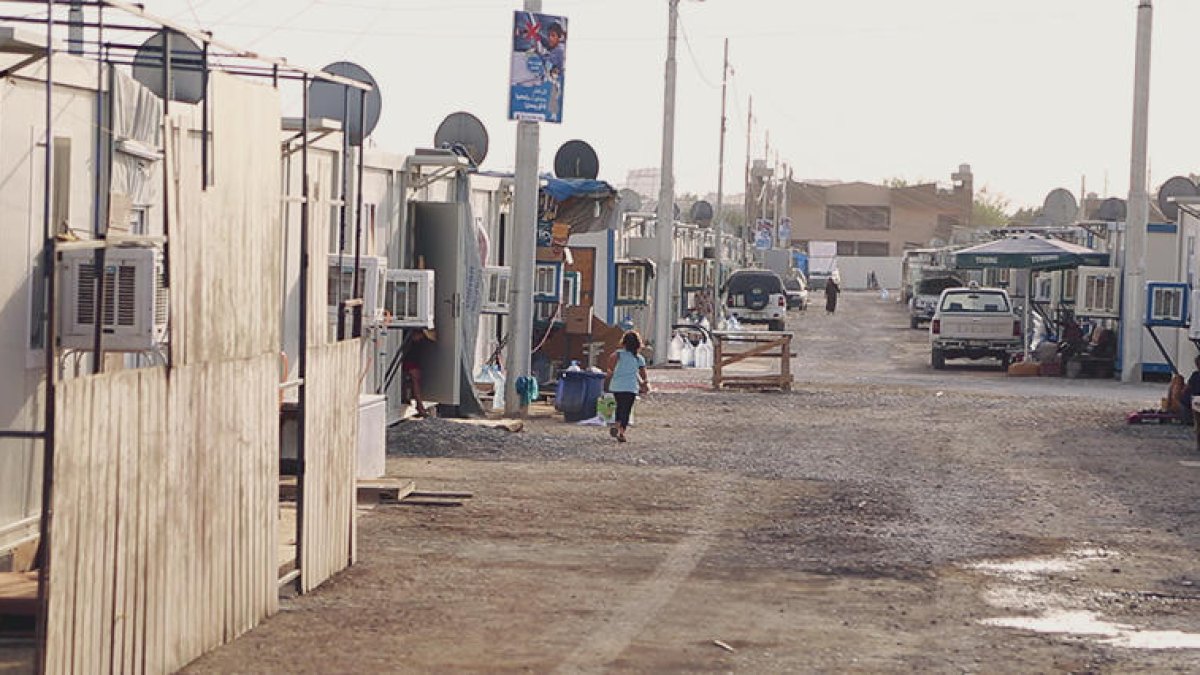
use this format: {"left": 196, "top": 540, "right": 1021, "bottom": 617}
{"left": 596, "top": 393, "right": 617, "bottom": 424}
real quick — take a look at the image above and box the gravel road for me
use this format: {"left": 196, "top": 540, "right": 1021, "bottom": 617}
{"left": 187, "top": 292, "right": 1200, "bottom": 673}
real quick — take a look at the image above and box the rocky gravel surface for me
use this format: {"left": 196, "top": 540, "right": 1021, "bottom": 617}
{"left": 189, "top": 292, "right": 1200, "bottom": 673}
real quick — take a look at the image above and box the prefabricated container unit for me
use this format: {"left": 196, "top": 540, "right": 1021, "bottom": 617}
{"left": 59, "top": 245, "right": 168, "bottom": 351}
{"left": 384, "top": 269, "right": 435, "bottom": 329}
{"left": 482, "top": 266, "right": 512, "bottom": 314}
{"left": 328, "top": 254, "right": 388, "bottom": 322}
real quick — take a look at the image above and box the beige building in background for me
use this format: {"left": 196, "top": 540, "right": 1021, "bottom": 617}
{"left": 786, "top": 165, "right": 973, "bottom": 257}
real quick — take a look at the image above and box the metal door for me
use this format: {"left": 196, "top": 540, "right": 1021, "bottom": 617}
{"left": 411, "top": 201, "right": 464, "bottom": 404}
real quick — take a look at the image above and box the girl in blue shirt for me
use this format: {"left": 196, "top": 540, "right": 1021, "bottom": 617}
{"left": 606, "top": 331, "right": 649, "bottom": 443}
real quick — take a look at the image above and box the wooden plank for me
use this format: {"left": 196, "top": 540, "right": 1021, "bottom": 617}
{"left": 0, "top": 571, "right": 39, "bottom": 616}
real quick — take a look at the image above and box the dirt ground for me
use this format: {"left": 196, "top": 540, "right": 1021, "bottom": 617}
{"left": 181, "top": 292, "right": 1200, "bottom": 673}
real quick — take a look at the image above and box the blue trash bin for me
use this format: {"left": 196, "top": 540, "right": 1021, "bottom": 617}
{"left": 556, "top": 371, "right": 606, "bottom": 422}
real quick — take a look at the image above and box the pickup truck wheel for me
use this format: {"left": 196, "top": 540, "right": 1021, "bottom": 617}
{"left": 769, "top": 319, "right": 785, "bottom": 332}
{"left": 931, "top": 348, "right": 946, "bottom": 370}
{"left": 910, "top": 316, "right": 919, "bottom": 330}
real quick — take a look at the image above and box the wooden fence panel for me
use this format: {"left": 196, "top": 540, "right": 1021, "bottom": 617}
{"left": 302, "top": 340, "right": 360, "bottom": 592}
{"left": 47, "top": 355, "right": 279, "bottom": 674}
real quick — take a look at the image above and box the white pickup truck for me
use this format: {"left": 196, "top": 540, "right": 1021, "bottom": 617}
{"left": 929, "top": 285, "right": 1022, "bottom": 370}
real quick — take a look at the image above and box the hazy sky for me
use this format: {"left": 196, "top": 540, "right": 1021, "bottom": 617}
{"left": 139, "top": 0, "right": 1199, "bottom": 210}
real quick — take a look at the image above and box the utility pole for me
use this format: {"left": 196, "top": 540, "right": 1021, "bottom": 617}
{"left": 712, "top": 38, "right": 729, "bottom": 323}
{"left": 743, "top": 95, "right": 752, "bottom": 250}
{"left": 653, "top": 0, "right": 680, "bottom": 364}
{"left": 1121, "top": 0, "right": 1153, "bottom": 384}
{"left": 505, "top": 0, "right": 542, "bottom": 415}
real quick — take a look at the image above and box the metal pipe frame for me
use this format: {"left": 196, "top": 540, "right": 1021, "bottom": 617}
{"left": 351, "top": 87, "right": 366, "bottom": 340}
{"left": 295, "top": 74, "right": 310, "bottom": 592}
{"left": 34, "top": 0, "right": 58, "bottom": 669}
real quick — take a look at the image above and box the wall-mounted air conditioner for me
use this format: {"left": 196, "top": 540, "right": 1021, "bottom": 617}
{"left": 59, "top": 245, "right": 168, "bottom": 351}
{"left": 681, "top": 258, "right": 706, "bottom": 291}
{"left": 1076, "top": 266, "right": 1120, "bottom": 318}
{"left": 562, "top": 271, "right": 582, "bottom": 306}
{"left": 615, "top": 261, "right": 651, "bottom": 306}
{"left": 328, "top": 254, "right": 387, "bottom": 322}
{"left": 1146, "top": 282, "right": 1189, "bottom": 327}
{"left": 384, "top": 269, "right": 435, "bottom": 329}
{"left": 482, "top": 266, "right": 511, "bottom": 315}
{"left": 534, "top": 261, "right": 563, "bottom": 302}
{"left": 1033, "top": 273, "right": 1053, "bottom": 303}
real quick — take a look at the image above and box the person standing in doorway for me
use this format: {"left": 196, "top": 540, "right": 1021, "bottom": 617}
{"left": 606, "top": 330, "right": 649, "bottom": 443}
{"left": 825, "top": 276, "right": 841, "bottom": 314}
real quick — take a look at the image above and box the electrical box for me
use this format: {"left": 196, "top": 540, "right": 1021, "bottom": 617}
{"left": 1146, "top": 282, "right": 1189, "bottom": 327}
{"left": 384, "top": 269, "right": 435, "bottom": 329}
{"left": 328, "top": 254, "right": 387, "bottom": 322}
{"left": 59, "top": 245, "right": 168, "bottom": 351}
{"left": 482, "top": 266, "right": 511, "bottom": 315}
{"left": 1076, "top": 266, "right": 1121, "bottom": 318}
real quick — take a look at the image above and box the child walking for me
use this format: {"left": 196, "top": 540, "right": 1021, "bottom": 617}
{"left": 606, "top": 331, "right": 650, "bottom": 443}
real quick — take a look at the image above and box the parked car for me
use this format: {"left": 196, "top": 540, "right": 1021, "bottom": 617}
{"left": 930, "top": 284, "right": 1022, "bottom": 370}
{"left": 909, "top": 274, "right": 963, "bottom": 329}
{"left": 724, "top": 269, "right": 788, "bottom": 331}
{"left": 783, "top": 273, "right": 809, "bottom": 311}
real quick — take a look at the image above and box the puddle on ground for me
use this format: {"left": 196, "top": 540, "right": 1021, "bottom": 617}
{"left": 983, "top": 610, "right": 1200, "bottom": 650}
{"left": 970, "top": 547, "right": 1200, "bottom": 650}
{"left": 968, "top": 547, "right": 1114, "bottom": 582}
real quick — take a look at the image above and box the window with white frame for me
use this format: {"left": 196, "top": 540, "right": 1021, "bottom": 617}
{"left": 562, "top": 271, "right": 581, "bottom": 306}
{"left": 534, "top": 301, "right": 561, "bottom": 323}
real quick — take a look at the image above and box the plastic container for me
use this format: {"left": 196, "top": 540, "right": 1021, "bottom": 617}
{"left": 555, "top": 370, "right": 607, "bottom": 422}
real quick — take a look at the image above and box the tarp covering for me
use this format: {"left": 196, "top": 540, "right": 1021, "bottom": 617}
{"left": 475, "top": 171, "right": 619, "bottom": 235}
{"left": 954, "top": 235, "right": 1109, "bottom": 271}
{"left": 110, "top": 69, "right": 163, "bottom": 225}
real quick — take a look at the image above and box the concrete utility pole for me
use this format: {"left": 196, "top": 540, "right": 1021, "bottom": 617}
{"left": 505, "top": 0, "right": 542, "bottom": 415}
{"left": 712, "top": 37, "right": 729, "bottom": 322}
{"left": 743, "top": 96, "right": 752, "bottom": 247}
{"left": 653, "top": 0, "right": 681, "bottom": 364}
{"left": 1121, "top": 0, "right": 1153, "bottom": 384}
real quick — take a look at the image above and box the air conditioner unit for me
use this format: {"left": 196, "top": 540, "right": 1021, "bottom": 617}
{"left": 384, "top": 269, "right": 435, "bottom": 329}
{"left": 482, "top": 266, "right": 511, "bottom": 315}
{"left": 327, "top": 254, "right": 387, "bottom": 323}
{"left": 1146, "top": 282, "right": 1189, "bottom": 327}
{"left": 534, "top": 261, "right": 563, "bottom": 302}
{"left": 562, "top": 271, "right": 582, "bottom": 306}
{"left": 1076, "top": 266, "right": 1120, "bottom": 318}
{"left": 1033, "top": 274, "right": 1053, "bottom": 303}
{"left": 59, "top": 245, "right": 168, "bottom": 351}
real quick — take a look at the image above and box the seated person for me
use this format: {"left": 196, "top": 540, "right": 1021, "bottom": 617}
{"left": 1088, "top": 326, "right": 1116, "bottom": 359}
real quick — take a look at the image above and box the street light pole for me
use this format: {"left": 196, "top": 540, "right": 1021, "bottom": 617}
{"left": 712, "top": 38, "right": 729, "bottom": 324}
{"left": 653, "top": 0, "right": 680, "bottom": 364}
{"left": 1121, "top": 0, "right": 1153, "bottom": 384}
{"left": 505, "top": 0, "right": 542, "bottom": 414}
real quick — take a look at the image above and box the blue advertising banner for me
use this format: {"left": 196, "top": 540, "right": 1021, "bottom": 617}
{"left": 509, "top": 11, "right": 568, "bottom": 123}
{"left": 754, "top": 219, "right": 773, "bottom": 250}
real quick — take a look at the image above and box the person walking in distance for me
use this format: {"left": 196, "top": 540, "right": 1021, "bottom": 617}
{"left": 825, "top": 275, "right": 841, "bottom": 314}
{"left": 606, "top": 331, "right": 650, "bottom": 443}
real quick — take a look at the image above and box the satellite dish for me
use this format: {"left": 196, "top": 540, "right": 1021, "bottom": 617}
{"left": 1157, "top": 176, "right": 1200, "bottom": 222}
{"left": 690, "top": 200, "right": 714, "bottom": 224}
{"left": 553, "top": 140, "right": 600, "bottom": 180}
{"left": 307, "top": 61, "right": 383, "bottom": 146}
{"left": 1042, "top": 188, "right": 1078, "bottom": 226}
{"left": 132, "top": 30, "right": 207, "bottom": 103}
{"left": 1095, "top": 197, "right": 1127, "bottom": 223}
{"left": 618, "top": 189, "right": 642, "bottom": 213}
{"left": 434, "top": 112, "right": 489, "bottom": 166}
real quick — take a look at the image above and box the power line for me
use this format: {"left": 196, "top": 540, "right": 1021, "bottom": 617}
{"left": 676, "top": 11, "right": 719, "bottom": 90}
